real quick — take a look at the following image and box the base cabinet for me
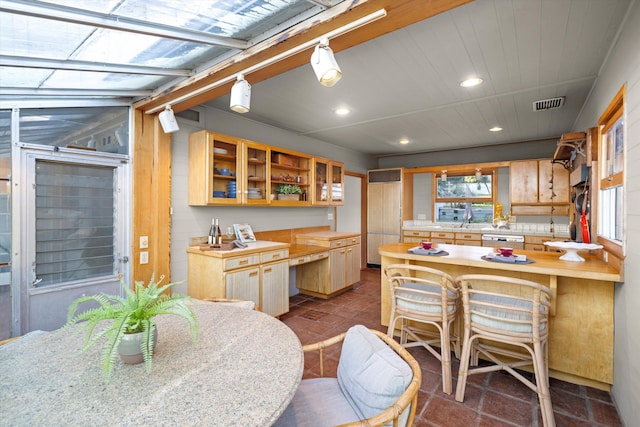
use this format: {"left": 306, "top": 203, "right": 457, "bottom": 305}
{"left": 187, "top": 243, "right": 289, "bottom": 317}
{"left": 295, "top": 232, "right": 361, "bottom": 299}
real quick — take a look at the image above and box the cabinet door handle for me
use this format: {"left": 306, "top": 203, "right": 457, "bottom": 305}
{"left": 249, "top": 271, "right": 258, "bottom": 277}
{"left": 264, "top": 268, "right": 272, "bottom": 274}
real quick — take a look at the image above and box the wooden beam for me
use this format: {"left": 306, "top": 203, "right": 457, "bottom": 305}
{"left": 134, "top": 0, "right": 473, "bottom": 114}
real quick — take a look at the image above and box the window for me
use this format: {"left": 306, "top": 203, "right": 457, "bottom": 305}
{"left": 434, "top": 171, "right": 494, "bottom": 224}
{"left": 597, "top": 85, "right": 625, "bottom": 257}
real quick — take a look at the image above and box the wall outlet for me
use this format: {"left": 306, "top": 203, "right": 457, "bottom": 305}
{"left": 417, "top": 214, "right": 427, "bottom": 220}
{"left": 139, "top": 235, "right": 149, "bottom": 249}
{"left": 140, "top": 251, "right": 149, "bottom": 264}
{"left": 328, "top": 212, "right": 334, "bottom": 220}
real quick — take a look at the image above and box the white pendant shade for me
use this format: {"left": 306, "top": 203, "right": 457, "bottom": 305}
{"left": 158, "top": 105, "right": 180, "bottom": 133}
{"left": 230, "top": 75, "right": 251, "bottom": 113}
{"left": 310, "top": 38, "right": 342, "bottom": 87}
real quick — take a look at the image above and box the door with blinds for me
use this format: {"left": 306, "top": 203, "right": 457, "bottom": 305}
{"left": 19, "top": 148, "right": 129, "bottom": 333}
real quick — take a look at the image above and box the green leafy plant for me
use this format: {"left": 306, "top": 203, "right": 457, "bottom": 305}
{"left": 275, "top": 184, "right": 302, "bottom": 194}
{"left": 62, "top": 275, "right": 199, "bottom": 382}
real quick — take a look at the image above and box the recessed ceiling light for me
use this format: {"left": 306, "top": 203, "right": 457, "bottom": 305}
{"left": 335, "top": 107, "right": 350, "bottom": 116}
{"left": 399, "top": 138, "right": 410, "bottom": 145}
{"left": 489, "top": 126, "right": 503, "bottom": 132}
{"left": 460, "top": 77, "right": 483, "bottom": 88}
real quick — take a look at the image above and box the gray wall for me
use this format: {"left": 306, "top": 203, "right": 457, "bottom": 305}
{"left": 169, "top": 106, "right": 376, "bottom": 294}
{"left": 572, "top": 0, "right": 640, "bottom": 423}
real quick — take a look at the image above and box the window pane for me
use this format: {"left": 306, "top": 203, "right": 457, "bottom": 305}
{"left": 435, "top": 202, "right": 494, "bottom": 223}
{"left": 599, "top": 186, "right": 623, "bottom": 243}
{"left": 19, "top": 107, "right": 129, "bottom": 154}
{"left": 437, "top": 175, "right": 492, "bottom": 199}
{"left": 35, "top": 161, "right": 116, "bottom": 286}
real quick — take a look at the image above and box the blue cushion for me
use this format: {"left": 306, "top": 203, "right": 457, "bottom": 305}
{"left": 395, "top": 282, "right": 456, "bottom": 313}
{"left": 273, "top": 378, "right": 359, "bottom": 427}
{"left": 470, "top": 293, "right": 547, "bottom": 333}
{"left": 337, "top": 325, "right": 413, "bottom": 426}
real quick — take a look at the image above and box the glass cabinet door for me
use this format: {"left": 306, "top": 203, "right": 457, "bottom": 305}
{"left": 210, "top": 137, "right": 241, "bottom": 205}
{"left": 244, "top": 142, "right": 269, "bottom": 204}
{"left": 331, "top": 163, "right": 344, "bottom": 204}
{"left": 314, "top": 159, "right": 329, "bottom": 204}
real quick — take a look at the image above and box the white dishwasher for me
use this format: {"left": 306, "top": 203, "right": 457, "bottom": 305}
{"left": 481, "top": 234, "right": 525, "bottom": 249}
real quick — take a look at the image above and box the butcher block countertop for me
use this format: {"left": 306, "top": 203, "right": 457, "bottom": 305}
{"left": 378, "top": 243, "right": 621, "bottom": 282}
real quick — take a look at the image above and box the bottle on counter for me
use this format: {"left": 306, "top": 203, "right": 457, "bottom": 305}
{"left": 216, "top": 219, "right": 222, "bottom": 244}
{"left": 213, "top": 218, "right": 220, "bottom": 244}
{"left": 208, "top": 218, "right": 215, "bottom": 244}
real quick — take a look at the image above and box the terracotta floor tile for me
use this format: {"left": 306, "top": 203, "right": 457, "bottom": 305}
{"left": 280, "top": 267, "right": 623, "bottom": 426}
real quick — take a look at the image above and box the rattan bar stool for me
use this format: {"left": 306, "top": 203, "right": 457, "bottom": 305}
{"left": 385, "top": 263, "right": 460, "bottom": 394}
{"left": 454, "top": 274, "right": 555, "bottom": 427}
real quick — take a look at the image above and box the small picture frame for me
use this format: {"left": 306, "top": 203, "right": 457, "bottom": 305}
{"left": 233, "top": 223, "right": 256, "bottom": 243}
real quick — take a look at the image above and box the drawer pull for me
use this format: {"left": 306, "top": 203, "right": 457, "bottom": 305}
{"left": 249, "top": 271, "right": 258, "bottom": 277}
{"left": 272, "top": 254, "right": 280, "bottom": 259}
{"left": 264, "top": 268, "right": 272, "bottom": 274}
{"left": 239, "top": 260, "right": 248, "bottom": 265}
{"left": 297, "top": 258, "right": 305, "bottom": 263}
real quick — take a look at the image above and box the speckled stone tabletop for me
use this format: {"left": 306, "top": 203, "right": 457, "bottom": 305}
{"left": 0, "top": 300, "right": 303, "bottom": 426}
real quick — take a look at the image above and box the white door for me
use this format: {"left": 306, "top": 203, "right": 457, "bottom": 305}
{"left": 17, "top": 147, "right": 130, "bottom": 333}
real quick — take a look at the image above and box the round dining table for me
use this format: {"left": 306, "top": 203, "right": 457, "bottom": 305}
{"left": 0, "top": 300, "right": 303, "bottom": 426}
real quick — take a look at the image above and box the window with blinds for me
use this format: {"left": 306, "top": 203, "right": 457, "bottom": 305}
{"left": 35, "top": 161, "right": 116, "bottom": 286}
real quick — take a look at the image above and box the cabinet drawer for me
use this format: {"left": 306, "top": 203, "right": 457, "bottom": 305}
{"left": 525, "top": 235, "right": 552, "bottom": 245}
{"left": 289, "top": 255, "right": 310, "bottom": 266}
{"left": 456, "top": 240, "right": 481, "bottom": 246}
{"left": 224, "top": 254, "right": 260, "bottom": 271}
{"left": 310, "top": 251, "right": 329, "bottom": 261}
{"left": 431, "top": 231, "right": 454, "bottom": 239}
{"left": 431, "top": 238, "right": 454, "bottom": 245}
{"left": 345, "top": 236, "right": 360, "bottom": 246}
{"left": 403, "top": 230, "right": 430, "bottom": 238}
{"left": 525, "top": 244, "right": 546, "bottom": 252}
{"left": 455, "top": 232, "right": 481, "bottom": 241}
{"left": 261, "top": 249, "right": 289, "bottom": 263}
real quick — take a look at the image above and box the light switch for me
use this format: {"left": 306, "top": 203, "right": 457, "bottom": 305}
{"left": 140, "top": 251, "right": 149, "bottom": 264}
{"left": 139, "top": 236, "right": 148, "bottom": 249}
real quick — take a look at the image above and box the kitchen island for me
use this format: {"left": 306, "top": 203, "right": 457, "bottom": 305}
{"left": 379, "top": 242, "right": 621, "bottom": 390}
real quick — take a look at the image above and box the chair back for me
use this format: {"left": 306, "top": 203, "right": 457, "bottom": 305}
{"left": 456, "top": 274, "right": 552, "bottom": 343}
{"left": 385, "top": 263, "right": 459, "bottom": 321}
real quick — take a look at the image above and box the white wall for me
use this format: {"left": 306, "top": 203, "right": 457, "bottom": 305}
{"left": 572, "top": 0, "right": 640, "bottom": 423}
{"left": 169, "top": 106, "right": 376, "bottom": 294}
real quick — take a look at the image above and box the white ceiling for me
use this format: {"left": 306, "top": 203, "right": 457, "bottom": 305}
{"left": 205, "top": 0, "right": 631, "bottom": 156}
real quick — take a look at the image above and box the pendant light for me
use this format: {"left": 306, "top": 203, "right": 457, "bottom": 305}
{"left": 158, "top": 105, "right": 180, "bottom": 133}
{"left": 230, "top": 75, "right": 251, "bottom": 113}
{"left": 475, "top": 168, "right": 482, "bottom": 181}
{"left": 310, "top": 38, "right": 342, "bottom": 87}
{"left": 440, "top": 170, "right": 447, "bottom": 182}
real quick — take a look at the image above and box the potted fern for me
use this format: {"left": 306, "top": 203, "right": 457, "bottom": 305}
{"left": 63, "top": 275, "right": 199, "bottom": 382}
{"left": 275, "top": 183, "right": 302, "bottom": 200}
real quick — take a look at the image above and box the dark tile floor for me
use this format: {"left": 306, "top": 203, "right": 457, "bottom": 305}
{"left": 280, "top": 268, "right": 623, "bottom": 427}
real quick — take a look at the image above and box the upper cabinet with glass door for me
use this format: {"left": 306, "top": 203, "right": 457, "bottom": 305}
{"left": 313, "top": 158, "right": 344, "bottom": 206}
{"left": 188, "top": 131, "right": 242, "bottom": 206}
{"left": 243, "top": 141, "right": 270, "bottom": 205}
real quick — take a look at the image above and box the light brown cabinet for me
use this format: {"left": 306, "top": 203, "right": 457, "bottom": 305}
{"left": 295, "top": 232, "right": 361, "bottom": 299}
{"left": 188, "top": 130, "right": 344, "bottom": 206}
{"left": 524, "top": 235, "right": 565, "bottom": 252}
{"left": 430, "top": 231, "right": 455, "bottom": 245}
{"left": 510, "top": 159, "right": 569, "bottom": 215}
{"left": 454, "top": 232, "right": 482, "bottom": 246}
{"left": 313, "top": 158, "right": 344, "bottom": 205}
{"left": 402, "top": 230, "right": 430, "bottom": 243}
{"left": 186, "top": 243, "right": 290, "bottom": 317}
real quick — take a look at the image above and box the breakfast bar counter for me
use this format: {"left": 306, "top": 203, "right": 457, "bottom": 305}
{"left": 378, "top": 243, "right": 622, "bottom": 390}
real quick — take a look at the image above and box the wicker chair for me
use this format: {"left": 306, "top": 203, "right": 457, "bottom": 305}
{"left": 454, "top": 274, "right": 555, "bottom": 427}
{"left": 385, "top": 263, "right": 460, "bottom": 394}
{"left": 202, "top": 297, "right": 255, "bottom": 310}
{"left": 274, "top": 325, "right": 421, "bottom": 427}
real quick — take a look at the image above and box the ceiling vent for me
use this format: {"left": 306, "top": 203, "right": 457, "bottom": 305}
{"left": 533, "top": 96, "right": 565, "bottom": 111}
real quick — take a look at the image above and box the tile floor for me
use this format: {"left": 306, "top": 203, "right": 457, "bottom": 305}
{"left": 280, "top": 268, "right": 623, "bottom": 427}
